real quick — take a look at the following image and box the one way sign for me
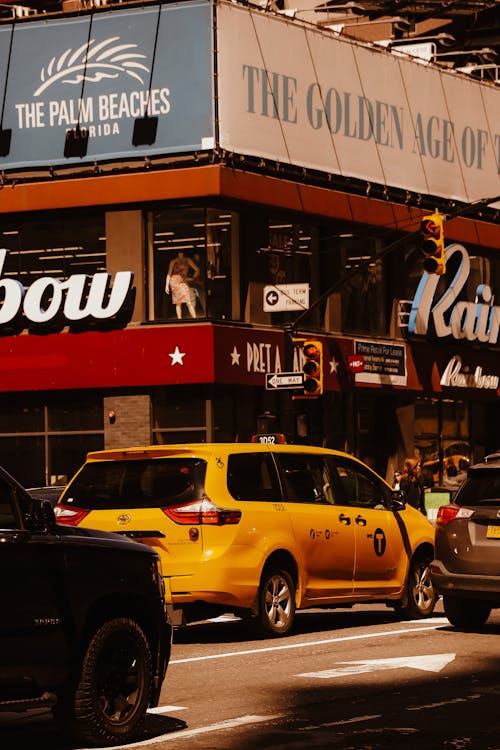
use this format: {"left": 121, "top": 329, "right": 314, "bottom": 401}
{"left": 265, "top": 372, "right": 304, "bottom": 390}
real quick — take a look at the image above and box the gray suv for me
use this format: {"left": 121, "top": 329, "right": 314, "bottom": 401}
{"left": 430, "top": 453, "right": 500, "bottom": 628}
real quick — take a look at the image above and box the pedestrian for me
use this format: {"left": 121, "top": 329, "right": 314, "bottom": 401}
{"left": 400, "top": 458, "right": 426, "bottom": 515}
{"left": 393, "top": 471, "right": 402, "bottom": 491}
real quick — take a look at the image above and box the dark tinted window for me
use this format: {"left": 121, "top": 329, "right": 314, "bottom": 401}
{"left": 455, "top": 470, "right": 500, "bottom": 506}
{"left": 0, "top": 476, "right": 19, "bottom": 529}
{"left": 275, "top": 454, "right": 335, "bottom": 504}
{"left": 227, "top": 453, "right": 281, "bottom": 501}
{"left": 328, "top": 457, "right": 390, "bottom": 509}
{"left": 61, "top": 458, "right": 206, "bottom": 509}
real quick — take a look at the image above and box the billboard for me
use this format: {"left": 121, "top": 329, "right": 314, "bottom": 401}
{"left": 217, "top": 1, "right": 500, "bottom": 205}
{"left": 0, "top": 0, "right": 215, "bottom": 169}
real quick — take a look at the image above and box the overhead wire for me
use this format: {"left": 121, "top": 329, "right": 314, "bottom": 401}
{"left": 247, "top": 6, "right": 306, "bottom": 213}
{"left": 291, "top": 190, "right": 500, "bottom": 331}
{"left": 240, "top": 2, "right": 499, "bottom": 312}
{"left": 243, "top": 5, "right": 443, "bottom": 243}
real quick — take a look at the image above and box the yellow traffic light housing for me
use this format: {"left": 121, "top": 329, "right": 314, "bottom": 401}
{"left": 294, "top": 340, "right": 323, "bottom": 397}
{"left": 420, "top": 211, "right": 446, "bottom": 275}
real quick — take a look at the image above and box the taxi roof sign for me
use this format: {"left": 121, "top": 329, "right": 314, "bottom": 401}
{"left": 250, "top": 433, "right": 287, "bottom": 444}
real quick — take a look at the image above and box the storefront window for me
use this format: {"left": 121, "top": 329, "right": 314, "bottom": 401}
{"left": 0, "top": 396, "right": 104, "bottom": 487}
{"left": 0, "top": 436, "right": 45, "bottom": 488}
{"left": 0, "top": 211, "right": 105, "bottom": 286}
{"left": 414, "top": 396, "right": 470, "bottom": 488}
{"left": 340, "top": 235, "right": 385, "bottom": 335}
{"left": 266, "top": 221, "right": 315, "bottom": 283}
{"left": 0, "top": 404, "right": 44, "bottom": 433}
{"left": 240, "top": 210, "right": 320, "bottom": 327}
{"left": 49, "top": 434, "right": 103, "bottom": 485}
{"left": 461, "top": 250, "right": 500, "bottom": 308}
{"left": 152, "top": 387, "right": 207, "bottom": 443}
{"left": 148, "top": 207, "right": 234, "bottom": 321}
{"left": 266, "top": 219, "right": 319, "bottom": 326}
{"left": 48, "top": 396, "right": 103, "bottom": 431}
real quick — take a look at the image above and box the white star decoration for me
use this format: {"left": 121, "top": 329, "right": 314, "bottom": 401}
{"left": 330, "top": 357, "right": 339, "bottom": 374}
{"left": 169, "top": 346, "right": 186, "bottom": 366}
{"left": 230, "top": 346, "right": 241, "bottom": 366}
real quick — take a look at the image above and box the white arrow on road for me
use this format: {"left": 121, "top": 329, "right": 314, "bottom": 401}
{"left": 296, "top": 653, "right": 455, "bottom": 679}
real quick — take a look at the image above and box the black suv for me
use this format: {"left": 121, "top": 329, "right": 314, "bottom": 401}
{"left": 0, "top": 465, "right": 171, "bottom": 746}
{"left": 431, "top": 452, "right": 500, "bottom": 629}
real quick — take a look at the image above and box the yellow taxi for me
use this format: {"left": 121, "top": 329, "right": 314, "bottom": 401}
{"left": 54, "top": 443, "right": 437, "bottom": 637}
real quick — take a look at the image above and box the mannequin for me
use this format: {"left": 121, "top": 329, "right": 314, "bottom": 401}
{"left": 165, "top": 251, "right": 200, "bottom": 319}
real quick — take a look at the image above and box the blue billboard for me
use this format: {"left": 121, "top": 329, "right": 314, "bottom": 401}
{"left": 0, "top": 0, "right": 215, "bottom": 169}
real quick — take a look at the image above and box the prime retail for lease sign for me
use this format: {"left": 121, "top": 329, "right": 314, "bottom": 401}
{"left": 216, "top": 0, "right": 500, "bottom": 205}
{"left": 353, "top": 340, "right": 407, "bottom": 386}
{"left": 0, "top": 0, "right": 215, "bottom": 169}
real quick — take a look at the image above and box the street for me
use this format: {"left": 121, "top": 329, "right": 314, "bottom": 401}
{"left": 2, "top": 602, "right": 500, "bottom": 750}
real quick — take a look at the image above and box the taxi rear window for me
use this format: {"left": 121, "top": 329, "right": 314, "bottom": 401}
{"left": 61, "top": 458, "right": 206, "bottom": 510}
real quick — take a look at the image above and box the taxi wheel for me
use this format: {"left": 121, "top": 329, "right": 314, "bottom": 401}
{"left": 257, "top": 567, "right": 296, "bottom": 637}
{"left": 396, "top": 553, "right": 437, "bottom": 620}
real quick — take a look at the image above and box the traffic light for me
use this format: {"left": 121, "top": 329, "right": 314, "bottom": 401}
{"left": 420, "top": 211, "right": 446, "bottom": 275}
{"left": 300, "top": 340, "right": 323, "bottom": 397}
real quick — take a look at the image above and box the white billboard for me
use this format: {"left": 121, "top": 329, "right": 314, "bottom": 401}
{"left": 217, "top": 2, "right": 500, "bottom": 204}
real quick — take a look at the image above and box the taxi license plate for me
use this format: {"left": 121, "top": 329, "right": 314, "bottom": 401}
{"left": 487, "top": 525, "right": 500, "bottom": 539}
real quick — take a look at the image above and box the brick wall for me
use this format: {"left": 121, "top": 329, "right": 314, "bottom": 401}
{"left": 103, "top": 394, "right": 151, "bottom": 449}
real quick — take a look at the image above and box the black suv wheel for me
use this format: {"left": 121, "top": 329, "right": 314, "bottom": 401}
{"left": 55, "top": 617, "right": 153, "bottom": 746}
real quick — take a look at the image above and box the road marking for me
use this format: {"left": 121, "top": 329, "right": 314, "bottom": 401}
{"left": 170, "top": 620, "right": 449, "bottom": 665}
{"left": 406, "top": 694, "right": 480, "bottom": 711}
{"left": 148, "top": 705, "right": 187, "bottom": 714}
{"left": 88, "top": 714, "right": 282, "bottom": 750}
{"left": 296, "top": 653, "right": 455, "bottom": 679}
{"left": 300, "top": 714, "right": 382, "bottom": 730}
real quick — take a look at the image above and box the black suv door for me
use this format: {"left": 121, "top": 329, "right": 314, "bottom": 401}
{"left": 0, "top": 471, "right": 69, "bottom": 691}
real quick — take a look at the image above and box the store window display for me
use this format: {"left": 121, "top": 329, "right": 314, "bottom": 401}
{"left": 150, "top": 207, "right": 233, "bottom": 321}
{"left": 165, "top": 251, "right": 200, "bottom": 319}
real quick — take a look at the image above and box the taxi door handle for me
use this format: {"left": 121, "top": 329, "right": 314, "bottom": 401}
{"left": 338, "top": 513, "right": 351, "bottom": 525}
{"left": 355, "top": 515, "right": 367, "bottom": 526}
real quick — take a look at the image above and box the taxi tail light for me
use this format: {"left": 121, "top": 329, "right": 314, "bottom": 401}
{"left": 53, "top": 504, "right": 90, "bottom": 526}
{"left": 163, "top": 498, "right": 242, "bottom": 526}
{"left": 436, "top": 504, "right": 474, "bottom": 525}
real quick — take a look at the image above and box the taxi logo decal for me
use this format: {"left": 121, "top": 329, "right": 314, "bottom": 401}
{"left": 373, "top": 528, "right": 386, "bottom": 556}
{"left": 117, "top": 513, "right": 132, "bottom": 525}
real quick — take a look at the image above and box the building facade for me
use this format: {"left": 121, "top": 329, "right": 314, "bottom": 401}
{"left": 0, "top": 0, "right": 498, "bottom": 487}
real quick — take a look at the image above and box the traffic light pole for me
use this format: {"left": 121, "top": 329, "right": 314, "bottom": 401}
{"left": 282, "top": 323, "right": 297, "bottom": 440}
